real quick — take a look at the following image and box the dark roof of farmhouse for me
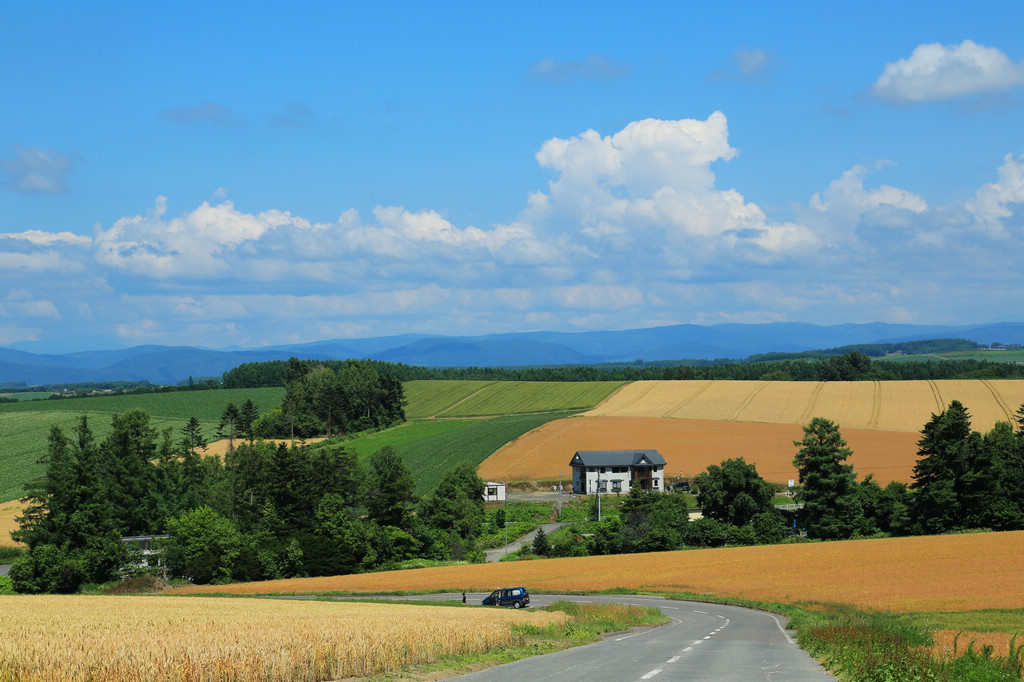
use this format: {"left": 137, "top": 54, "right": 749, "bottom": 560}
{"left": 571, "top": 450, "right": 666, "bottom": 467}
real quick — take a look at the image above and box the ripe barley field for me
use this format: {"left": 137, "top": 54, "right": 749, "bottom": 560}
{"left": 478, "top": 415, "right": 921, "bottom": 485}
{"left": 0, "top": 596, "right": 565, "bottom": 681}
{"left": 0, "top": 499, "right": 23, "bottom": 547}
{"left": 171, "top": 530, "right": 1024, "bottom": 614}
{"left": 586, "top": 380, "right": 1024, "bottom": 433}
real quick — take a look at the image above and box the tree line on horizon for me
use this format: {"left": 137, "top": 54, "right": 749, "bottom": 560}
{"left": 223, "top": 350, "right": 1022, "bottom": 389}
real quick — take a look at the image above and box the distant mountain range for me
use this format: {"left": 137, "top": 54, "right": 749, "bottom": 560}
{"left": 2, "top": 321, "right": 1024, "bottom": 387}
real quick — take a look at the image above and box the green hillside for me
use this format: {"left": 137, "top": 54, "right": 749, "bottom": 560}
{"left": 877, "top": 349, "right": 1024, "bottom": 364}
{"left": 0, "top": 380, "right": 617, "bottom": 504}
{"left": 0, "top": 387, "right": 285, "bottom": 504}
{"left": 322, "top": 411, "right": 579, "bottom": 495}
{"left": 404, "top": 379, "right": 624, "bottom": 417}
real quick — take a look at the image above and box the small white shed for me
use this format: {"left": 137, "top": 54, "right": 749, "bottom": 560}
{"left": 483, "top": 481, "right": 507, "bottom": 502}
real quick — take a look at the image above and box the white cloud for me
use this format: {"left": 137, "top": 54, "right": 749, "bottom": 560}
{"left": 93, "top": 197, "right": 316, "bottom": 278}
{"left": 7, "top": 114, "right": 1024, "bottom": 351}
{"left": 809, "top": 164, "right": 927, "bottom": 221}
{"left": 1, "top": 145, "right": 74, "bottom": 194}
{"left": 873, "top": 40, "right": 1024, "bottom": 102}
{"left": 965, "top": 151, "right": 1024, "bottom": 235}
{"left": 0, "top": 230, "right": 91, "bottom": 246}
{"left": 532, "top": 113, "right": 818, "bottom": 262}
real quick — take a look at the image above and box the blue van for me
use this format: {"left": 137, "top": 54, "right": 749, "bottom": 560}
{"left": 482, "top": 587, "right": 530, "bottom": 608}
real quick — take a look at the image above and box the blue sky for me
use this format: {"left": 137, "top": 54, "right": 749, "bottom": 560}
{"left": 2, "top": 1, "right": 1023, "bottom": 352}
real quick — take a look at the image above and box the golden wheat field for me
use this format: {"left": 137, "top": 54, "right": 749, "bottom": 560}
{"left": 172, "top": 530, "right": 1024, "bottom": 613}
{"left": 0, "top": 595, "right": 565, "bottom": 681}
{"left": 586, "top": 380, "right": 1024, "bottom": 433}
{"left": 478, "top": 415, "right": 921, "bottom": 485}
{"left": 0, "top": 499, "right": 24, "bottom": 548}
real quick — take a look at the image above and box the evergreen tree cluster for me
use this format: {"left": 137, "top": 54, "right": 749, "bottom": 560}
{"left": 248, "top": 359, "right": 405, "bottom": 439}
{"left": 791, "top": 403, "right": 1024, "bottom": 540}
{"left": 547, "top": 400, "right": 1024, "bottom": 558}
{"left": 9, "top": 412, "right": 485, "bottom": 593}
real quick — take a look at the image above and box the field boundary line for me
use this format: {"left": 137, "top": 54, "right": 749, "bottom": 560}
{"left": 798, "top": 382, "right": 824, "bottom": 424}
{"left": 981, "top": 379, "right": 1015, "bottom": 424}
{"left": 726, "top": 381, "right": 768, "bottom": 421}
{"left": 616, "top": 381, "right": 658, "bottom": 415}
{"left": 868, "top": 381, "right": 881, "bottom": 430}
{"left": 435, "top": 382, "right": 499, "bottom": 417}
{"left": 665, "top": 381, "right": 713, "bottom": 418}
{"left": 588, "top": 381, "right": 632, "bottom": 412}
{"left": 926, "top": 380, "right": 943, "bottom": 413}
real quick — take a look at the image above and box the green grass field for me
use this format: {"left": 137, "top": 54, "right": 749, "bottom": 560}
{"left": 0, "top": 381, "right": 616, "bottom": 503}
{"left": 0, "top": 387, "right": 285, "bottom": 504}
{"left": 324, "top": 410, "right": 581, "bottom": 495}
{"left": 877, "top": 350, "right": 1024, "bottom": 364}
{"left": 404, "top": 380, "right": 624, "bottom": 418}
{"left": 920, "top": 608, "right": 1024, "bottom": 635}
{"left": 0, "top": 392, "right": 52, "bottom": 401}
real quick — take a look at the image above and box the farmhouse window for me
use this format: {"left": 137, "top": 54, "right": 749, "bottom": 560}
{"left": 487, "top": 487, "right": 498, "bottom": 496}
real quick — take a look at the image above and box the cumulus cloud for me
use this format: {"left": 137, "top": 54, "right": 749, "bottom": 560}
{"left": 6, "top": 114, "right": 1024, "bottom": 350}
{"left": 93, "top": 196, "right": 317, "bottom": 278}
{"left": 1, "top": 145, "right": 75, "bottom": 193}
{"left": 873, "top": 40, "right": 1024, "bottom": 102}
{"left": 965, "top": 151, "right": 1024, "bottom": 235}
{"left": 528, "top": 55, "right": 629, "bottom": 82}
{"left": 531, "top": 113, "right": 818, "bottom": 264}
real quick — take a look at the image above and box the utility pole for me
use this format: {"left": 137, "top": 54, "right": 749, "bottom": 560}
{"left": 597, "top": 469, "right": 602, "bottom": 522}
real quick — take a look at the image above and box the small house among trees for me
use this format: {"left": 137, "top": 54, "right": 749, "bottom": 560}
{"left": 570, "top": 450, "right": 666, "bottom": 494}
{"left": 482, "top": 482, "right": 506, "bottom": 502}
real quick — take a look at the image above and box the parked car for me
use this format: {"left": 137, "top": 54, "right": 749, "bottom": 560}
{"left": 482, "top": 587, "right": 530, "bottom": 608}
{"left": 669, "top": 481, "right": 690, "bottom": 492}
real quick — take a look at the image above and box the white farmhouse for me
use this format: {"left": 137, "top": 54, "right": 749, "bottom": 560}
{"left": 482, "top": 481, "right": 507, "bottom": 502}
{"left": 570, "top": 449, "right": 667, "bottom": 494}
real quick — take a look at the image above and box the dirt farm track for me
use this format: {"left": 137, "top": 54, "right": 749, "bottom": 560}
{"left": 478, "top": 380, "right": 1024, "bottom": 486}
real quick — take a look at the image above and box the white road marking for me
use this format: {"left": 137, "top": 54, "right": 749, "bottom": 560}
{"left": 668, "top": 656, "right": 681, "bottom": 663}
{"left": 768, "top": 613, "right": 796, "bottom": 645}
{"left": 640, "top": 669, "right": 663, "bottom": 679}
{"left": 693, "top": 610, "right": 708, "bottom": 614}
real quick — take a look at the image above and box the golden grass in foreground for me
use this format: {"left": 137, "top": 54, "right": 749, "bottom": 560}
{"left": 587, "top": 380, "right": 1024, "bottom": 433}
{"left": 931, "top": 630, "right": 1022, "bottom": 662}
{"left": 172, "top": 531, "right": 1024, "bottom": 613}
{"left": 0, "top": 596, "right": 565, "bottom": 681}
{"left": 478, "top": 415, "right": 920, "bottom": 485}
{"left": 0, "top": 499, "right": 25, "bottom": 548}
{"left": 202, "top": 437, "right": 327, "bottom": 458}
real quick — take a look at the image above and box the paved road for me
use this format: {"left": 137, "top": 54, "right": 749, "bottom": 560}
{"left": 353, "top": 592, "right": 833, "bottom": 680}
{"left": 484, "top": 523, "right": 565, "bottom": 562}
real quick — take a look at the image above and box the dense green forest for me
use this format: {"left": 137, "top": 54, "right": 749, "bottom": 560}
{"left": 8, "top": 408, "right": 488, "bottom": 592}
{"left": 222, "top": 349, "right": 1023, "bottom": 388}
